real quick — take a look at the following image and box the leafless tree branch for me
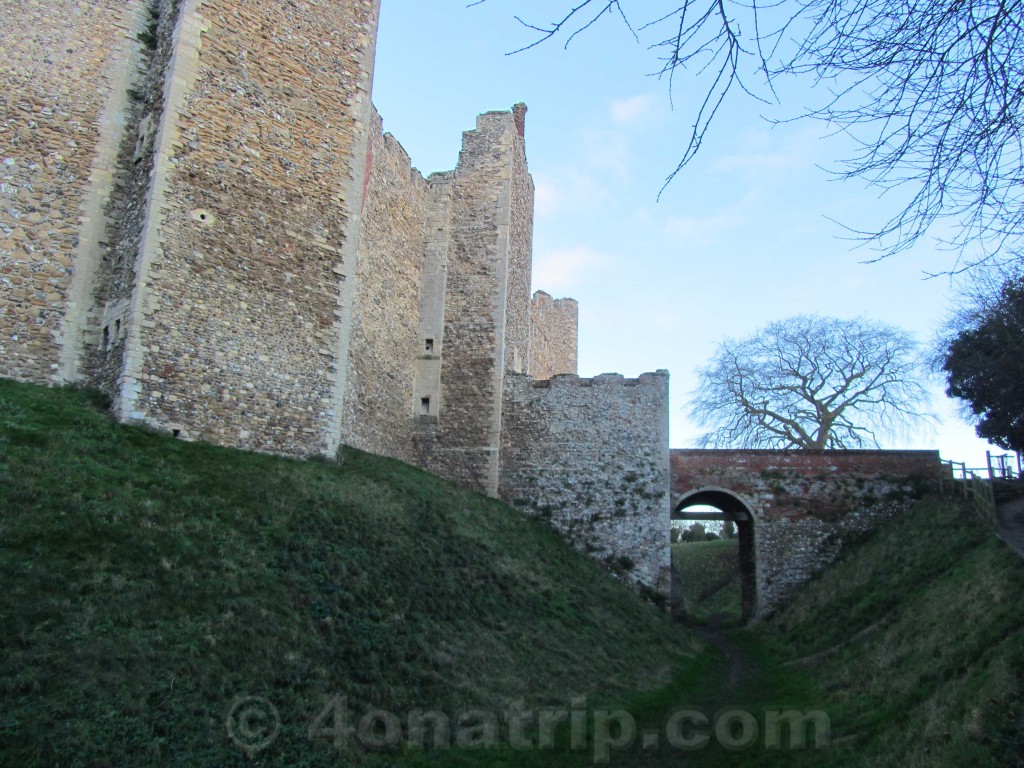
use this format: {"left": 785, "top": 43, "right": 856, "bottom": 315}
{"left": 689, "top": 315, "right": 933, "bottom": 448}
{"left": 481, "top": 0, "right": 1024, "bottom": 266}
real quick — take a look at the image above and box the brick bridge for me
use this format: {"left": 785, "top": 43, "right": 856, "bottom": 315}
{"left": 669, "top": 449, "right": 940, "bottom": 620}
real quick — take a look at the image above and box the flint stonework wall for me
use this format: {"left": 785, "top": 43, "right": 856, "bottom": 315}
{"left": 114, "top": 0, "right": 380, "bottom": 456}
{"left": 504, "top": 103, "right": 533, "bottom": 377}
{"left": 754, "top": 507, "right": 914, "bottom": 614}
{"left": 671, "top": 449, "right": 940, "bottom": 615}
{"left": 342, "top": 109, "right": 427, "bottom": 462}
{"left": 413, "top": 109, "right": 530, "bottom": 496}
{"left": 529, "top": 291, "right": 578, "bottom": 380}
{"left": 500, "top": 371, "right": 672, "bottom": 596}
{"left": 0, "top": 0, "right": 150, "bottom": 385}
{"left": 87, "top": 0, "right": 182, "bottom": 398}
{"left": 411, "top": 172, "right": 453, "bottom": 432}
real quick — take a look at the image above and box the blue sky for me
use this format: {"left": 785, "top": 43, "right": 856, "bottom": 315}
{"left": 371, "top": 0, "right": 1004, "bottom": 468}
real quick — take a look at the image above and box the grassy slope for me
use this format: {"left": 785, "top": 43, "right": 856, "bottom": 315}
{"left": 3, "top": 379, "right": 1023, "bottom": 768}
{"left": 0, "top": 380, "right": 696, "bottom": 767}
{"left": 758, "top": 495, "right": 1024, "bottom": 767}
{"left": 572, "top": 497, "right": 1024, "bottom": 768}
{"left": 419, "top": 500, "right": 1024, "bottom": 767}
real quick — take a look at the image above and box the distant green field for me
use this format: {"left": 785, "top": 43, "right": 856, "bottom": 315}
{"left": 672, "top": 539, "right": 742, "bottom": 624}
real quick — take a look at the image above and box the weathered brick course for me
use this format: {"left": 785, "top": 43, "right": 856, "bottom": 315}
{"left": 671, "top": 449, "right": 941, "bottom": 616}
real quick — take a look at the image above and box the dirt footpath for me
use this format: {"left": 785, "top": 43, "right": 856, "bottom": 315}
{"left": 997, "top": 496, "right": 1024, "bottom": 559}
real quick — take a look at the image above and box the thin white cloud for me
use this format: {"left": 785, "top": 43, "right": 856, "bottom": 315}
{"left": 664, "top": 209, "right": 746, "bottom": 245}
{"left": 533, "top": 178, "right": 563, "bottom": 218}
{"left": 713, "top": 124, "right": 826, "bottom": 174}
{"left": 662, "top": 188, "right": 768, "bottom": 247}
{"left": 532, "top": 246, "right": 610, "bottom": 293}
{"left": 583, "top": 130, "right": 631, "bottom": 177}
{"left": 609, "top": 94, "right": 658, "bottom": 125}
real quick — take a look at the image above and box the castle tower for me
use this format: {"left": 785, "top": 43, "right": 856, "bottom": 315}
{"left": 0, "top": 0, "right": 383, "bottom": 456}
{"left": 412, "top": 105, "right": 535, "bottom": 496}
{"left": 112, "top": 0, "right": 381, "bottom": 456}
{"left": 1, "top": 1, "right": 157, "bottom": 385}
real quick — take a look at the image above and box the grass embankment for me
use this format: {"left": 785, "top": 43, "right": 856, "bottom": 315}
{"left": 0, "top": 380, "right": 696, "bottom": 766}
{"left": 672, "top": 539, "right": 742, "bottom": 624}
{"left": 759, "top": 494, "right": 1024, "bottom": 767}
{"left": 2, "top": 379, "right": 1023, "bottom": 767}
{"left": 401, "top": 497, "right": 1024, "bottom": 767}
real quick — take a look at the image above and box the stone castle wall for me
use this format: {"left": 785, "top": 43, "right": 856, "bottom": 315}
{"left": 411, "top": 172, "right": 453, "bottom": 435}
{"left": 1, "top": 1, "right": 675, "bottom": 601}
{"left": 342, "top": 109, "right": 428, "bottom": 463}
{"left": 500, "top": 372, "right": 672, "bottom": 595}
{"left": 85, "top": 0, "right": 181, "bottom": 399}
{"left": 505, "top": 104, "right": 534, "bottom": 378}
{"left": 529, "top": 290, "right": 578, "bottom": 379}
{"left": 109, "top": 0, "right": 380, "bottom": 456}
{"left": 412, "top": 109, "right": 533, "bottom": 496}
{"left": 0, "top": 0, "right": 153, "bottom": 385}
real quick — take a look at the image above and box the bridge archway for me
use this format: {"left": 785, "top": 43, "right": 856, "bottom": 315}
{"left": 673, "top": 487, "right": 758, "bottom": 622}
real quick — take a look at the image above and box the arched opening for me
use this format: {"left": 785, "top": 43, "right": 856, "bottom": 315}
{"left": 671, "top": 488, "right": 757, "bottom": 624}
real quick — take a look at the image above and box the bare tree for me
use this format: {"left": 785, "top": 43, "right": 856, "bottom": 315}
{"left": 480, "top": 0, "right": 1024, "bottom": 267}
{"left": 691, "top": 315, "right": 931, "bottom": 449}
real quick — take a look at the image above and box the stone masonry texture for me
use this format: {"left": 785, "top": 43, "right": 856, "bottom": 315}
{"left": 2, "top": 2, "right": 940, "bottom": 610}
{"left": 500, "top": 372, "right": 673, "bottom": 596}
{"left": 86, "top": 0, "right": 181, "bottom": 399}
{"left": 411, "top": 109, "right": 531, "bottom": 497}
{"left": 0, "top": 1, "right": 150, "bottom": 385}
{"left": 342, "top": 108, "right": 427, "bottom": 464}
{"left": 115, "top": 0, "right": 380, "bottom": 456}
{"left": 529, "top": 290, "right": 578, "bottom": 379}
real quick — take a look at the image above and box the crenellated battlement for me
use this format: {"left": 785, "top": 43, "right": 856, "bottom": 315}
{"left": 0, "top": 0, "right": 671, "bottom": 601}
{"left": 500, "top": 370, "right": 671, "bottom": 593}
{"left": 530, "top": 370, "right": 669, "bottom": 388}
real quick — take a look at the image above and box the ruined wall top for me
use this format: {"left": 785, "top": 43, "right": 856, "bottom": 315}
{"left": 529, "top": 290, "right": 578, "bottom": 380}
{"left": 528, "top": 370, "right": 669, "bottom": 389}
{"left": 513, "top": 102, "right": 527, "bottom": 137}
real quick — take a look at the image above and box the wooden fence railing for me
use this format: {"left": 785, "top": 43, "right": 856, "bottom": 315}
{"left": 986, "top": 451, "right": 1022, "bottom": 480}
{"left": 939, "top": 451, "right": 1022, "bottom": 525}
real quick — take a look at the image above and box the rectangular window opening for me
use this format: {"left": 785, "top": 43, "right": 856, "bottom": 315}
{"left": 419, "top": 397, "right": 430, "bottom": 416}
{"left": 425, "top": 338, "right": 434, "bottom": 353}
